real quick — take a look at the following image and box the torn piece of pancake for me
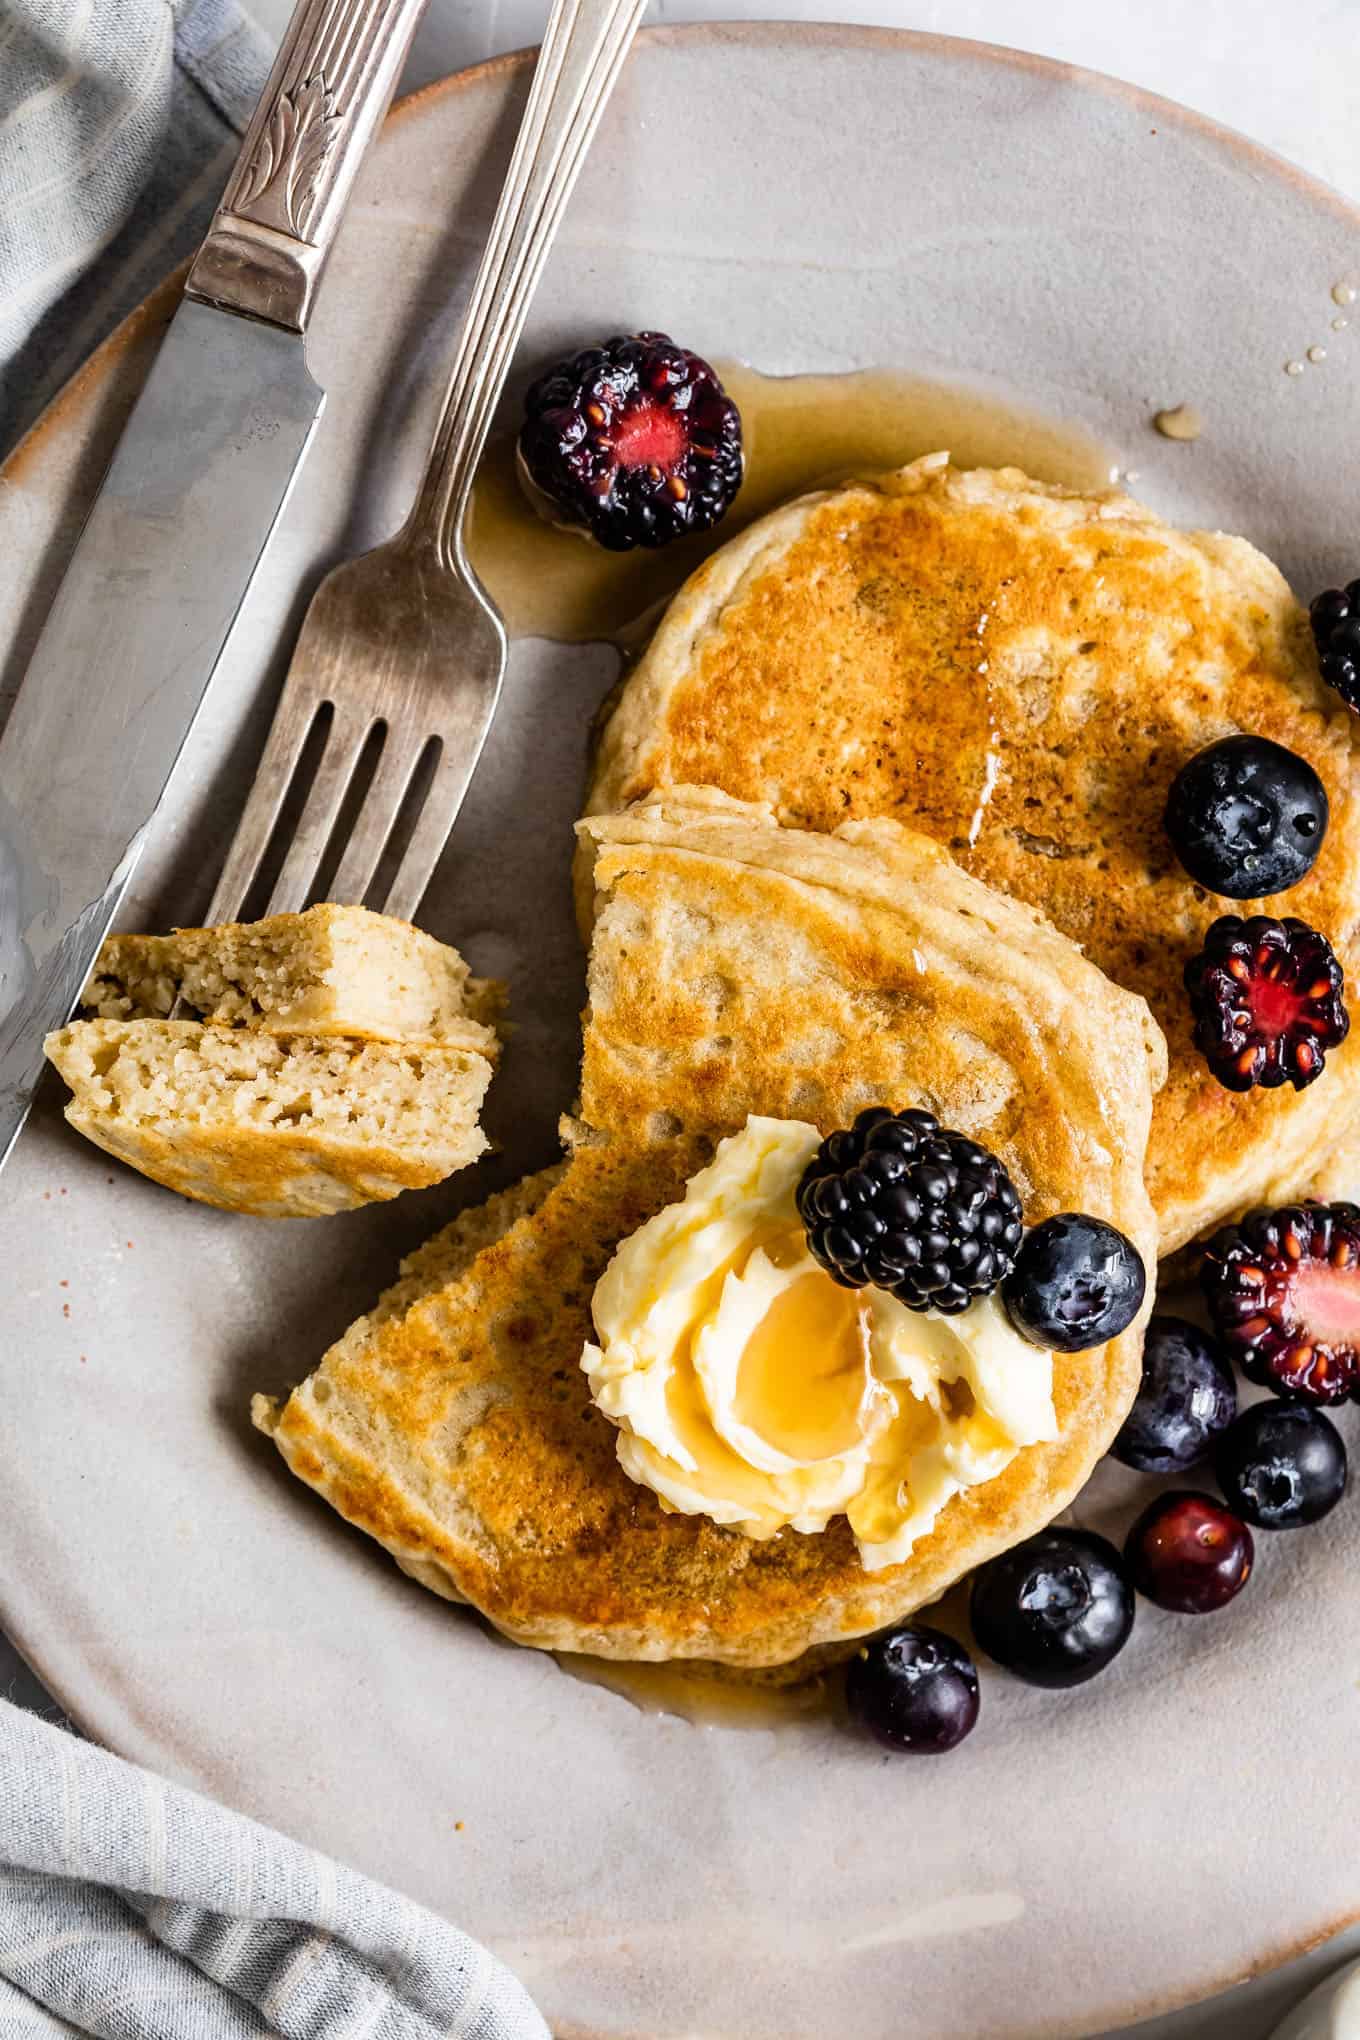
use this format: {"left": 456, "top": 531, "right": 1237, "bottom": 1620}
{"left": 43, "top": 1020, "right": 495, "bottom": 1217}
{"left": 584, "top": 457, "right": 1360, "bottom": 1253}
{"left": 46, "top": 906, "right": 503, "bottom": 1217}
{"left": 255, "top": 789, "right": 1165, "bottom": 1665}
{"left": 85, "top": 903, "right": 500, "bottom": 1054}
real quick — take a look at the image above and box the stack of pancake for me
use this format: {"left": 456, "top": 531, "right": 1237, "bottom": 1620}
{"left": 256, "top": 457, "right": 1360, "bottom": 1664}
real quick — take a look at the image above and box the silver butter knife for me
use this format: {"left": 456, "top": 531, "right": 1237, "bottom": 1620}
{"left": 0, "top": 0, "right": 429, "bottom": 1171}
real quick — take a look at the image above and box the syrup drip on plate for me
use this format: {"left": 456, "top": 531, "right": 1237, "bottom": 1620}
{"left": 466, "top": 364, "right": 1117, "bottom": 646}
{"left": 555, "top": 1650, "right": 837, "bottom": 1728}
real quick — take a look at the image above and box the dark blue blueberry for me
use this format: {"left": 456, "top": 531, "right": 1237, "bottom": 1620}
{"left": 1112, "top": 1316, "right": 1237, "bottom": 1473}
{"left": 970, "top": 1528, "right": 1134, "bottom": 1688}
{"left": 1214, "top": 1401, "right": 1347, "bottom": 1529}
{"left": 1001, "top": 1213, "right": 1145, "bottom": 1351}
{"left": 846, "top": 1624, "right": 979, "bottom": 1753}
{"left": 1164, "top": 735, "right": 1328, "bottom": 897}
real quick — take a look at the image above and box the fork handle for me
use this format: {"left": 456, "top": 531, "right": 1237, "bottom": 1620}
{"left": 186, "top": 0, "right": 429, "bottom": 332}
{"left": 401, "top": 0, "right": 647, "bottom": 568}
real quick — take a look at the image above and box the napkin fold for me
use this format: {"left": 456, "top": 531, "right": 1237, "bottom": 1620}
{"left": 0, "top": 1699, "right": 550, "bottom": 2039}
{"left": 0, "top": 0, "right": 272, "bottom": 454}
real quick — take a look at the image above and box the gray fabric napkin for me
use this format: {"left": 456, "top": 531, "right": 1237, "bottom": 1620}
{"left": 0, "top": 8, "right": 549, "bottom": 2034}
{"left": 0, "top": 0, "right": 273, "bottom": 453}
{"left": 0, "top": 1699, "right": 549, "bottom": 2038}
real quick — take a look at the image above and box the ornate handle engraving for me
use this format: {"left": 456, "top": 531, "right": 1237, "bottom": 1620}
{"left": 186, "top": 0, "right": 429, "bottom": 332}
{"left": 234, "top": 75, "right": 342, "bottom": 240}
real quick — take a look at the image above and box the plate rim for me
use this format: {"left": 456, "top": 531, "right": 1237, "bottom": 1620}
{"left": 7, "top": 17, "right": 1360, "bottom": 498}
{"left": 5, "top": 22, "right": 1360, "bottom": 2034}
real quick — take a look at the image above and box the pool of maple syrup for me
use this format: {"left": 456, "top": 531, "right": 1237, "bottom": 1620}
{"left": 466, "top": 363, "right": 1117, "bottom": 645}
{"left": 555, "top": 1650, "right": 838, "bottom": 1728}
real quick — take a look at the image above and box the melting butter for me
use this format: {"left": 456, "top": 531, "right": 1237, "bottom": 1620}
{"left": 581, "top": 1117, "right": 1057, "bottom": 1569}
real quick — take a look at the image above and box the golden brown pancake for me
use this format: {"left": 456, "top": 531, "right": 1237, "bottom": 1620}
{"left": 586, "top": 460, "right": 1360, "bottom": 1252}
{"left": 255, "top": 791, "right": 1164, "bottom": 1664}
{"left": 44, "top": 1021, "right": 494, "bottom": 1217}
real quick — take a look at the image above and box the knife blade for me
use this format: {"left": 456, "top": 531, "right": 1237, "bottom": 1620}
{"left": 0, "top": 0, "right": 430, "bottom": 1170}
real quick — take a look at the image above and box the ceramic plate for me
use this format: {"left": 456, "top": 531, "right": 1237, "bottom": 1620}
{"left": 4, "top": 27, "right": 1360, "bottom": 2038}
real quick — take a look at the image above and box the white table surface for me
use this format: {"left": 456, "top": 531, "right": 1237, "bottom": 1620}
{"left": 6, "top": 3, "right": 1359, "bottom": 2035}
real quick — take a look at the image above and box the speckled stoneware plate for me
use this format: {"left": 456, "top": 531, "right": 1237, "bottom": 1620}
{"left": 4, "top": 26, "right": 1360, "bottom": 2038}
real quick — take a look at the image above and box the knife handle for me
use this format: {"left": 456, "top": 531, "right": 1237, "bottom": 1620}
{"left": 186, "top": 0, "right": 429, "bottom": 332}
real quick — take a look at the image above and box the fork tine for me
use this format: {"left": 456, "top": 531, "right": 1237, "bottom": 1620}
{"left": 264, "top": 707, "right": 376, "bottom": 915}
{"left": 327, "top": 728, "right": 432, "bottom": 908}
{"left": 203, "top": 687, "right": 331, "bottom": 926}
{"left": 378, "top": 744, "right": 484, "bottom": 923}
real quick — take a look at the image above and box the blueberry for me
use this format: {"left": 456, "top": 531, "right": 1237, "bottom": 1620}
{"left": 1001, "top": 1213, "right": 1146, "bottom": 1351}
{"left": 1126, "top": 1492, "right": 1253, "bottom": 1613}
{"left": 1111, "top": 1316, "right": 1237, "bottom": 1472}
{"left": 1214, "top": 1401, "right": 1347, "bottom": 1529}
{"left": 1164, "top": 735, "right": 1329, "bottom": 898}
{"left": 845, "top": 1623, "right": 979, "bottom": 1753}
{"left": 970, "top": 1528, "right": 1134, "bottom": 1688}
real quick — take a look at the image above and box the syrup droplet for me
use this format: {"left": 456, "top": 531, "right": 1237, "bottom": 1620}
{"left": 1333, "top": 316, "right": 1350, "bottom": 332}
{"left": 1285, "top": 360, "right": 1306, "bottom": 377}
{"left": 1153, "top": 404, "right": 1203, "bottom": 442}
{"left": 1308, "top": 346, "right": 1327, "bottom": 364}
{"left": 1332, "top": 282, "right": 1357, "bottom": 307}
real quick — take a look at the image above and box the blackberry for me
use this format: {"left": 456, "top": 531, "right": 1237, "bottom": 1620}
{"left": 1310, "top": 580, "right": 1360, "bottom": 711}
{"left": 1201, "top": 1201, "right": 1360, "bottom": 1403}
{"left": 796, "top": 1106, "right": 1023, "bottom": 1314}
{"left": 518, "top": 331, "right": 743, "bottom": 551}
{"left": 1184, "top": 913, "right": 1347, "bottom": 1092}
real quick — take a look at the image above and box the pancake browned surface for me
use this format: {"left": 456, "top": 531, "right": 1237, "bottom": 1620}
{"left": 586, "top": 460, "right": 1360, "bottom": 1252}
{"left": 255, "top": 791, "right": 1164, "bottom": 1664}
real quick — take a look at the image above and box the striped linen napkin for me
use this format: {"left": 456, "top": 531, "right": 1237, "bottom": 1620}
{"left": 0, "top": 1698, "right": 549, "bottom": 2037}
{"left": 0, "top": 7, "right": 548, "bottom": 2033}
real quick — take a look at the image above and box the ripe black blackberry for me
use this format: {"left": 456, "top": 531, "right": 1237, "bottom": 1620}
{"left": 1310, "top": 581, "right": 1360, "bottom": 711}
{"left": 518, "top": 331, "right": 743, "bottom": 551}
{"left": 1184, "top": 913, "right": 1347, "bottom": 1092}
{"left": 797, "top": 1106, "right": 1023, "bottom": 1315}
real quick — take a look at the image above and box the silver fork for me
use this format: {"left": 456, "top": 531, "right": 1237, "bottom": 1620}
{"left": 204, "top": 0, "right": 646, "bottom": 929}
